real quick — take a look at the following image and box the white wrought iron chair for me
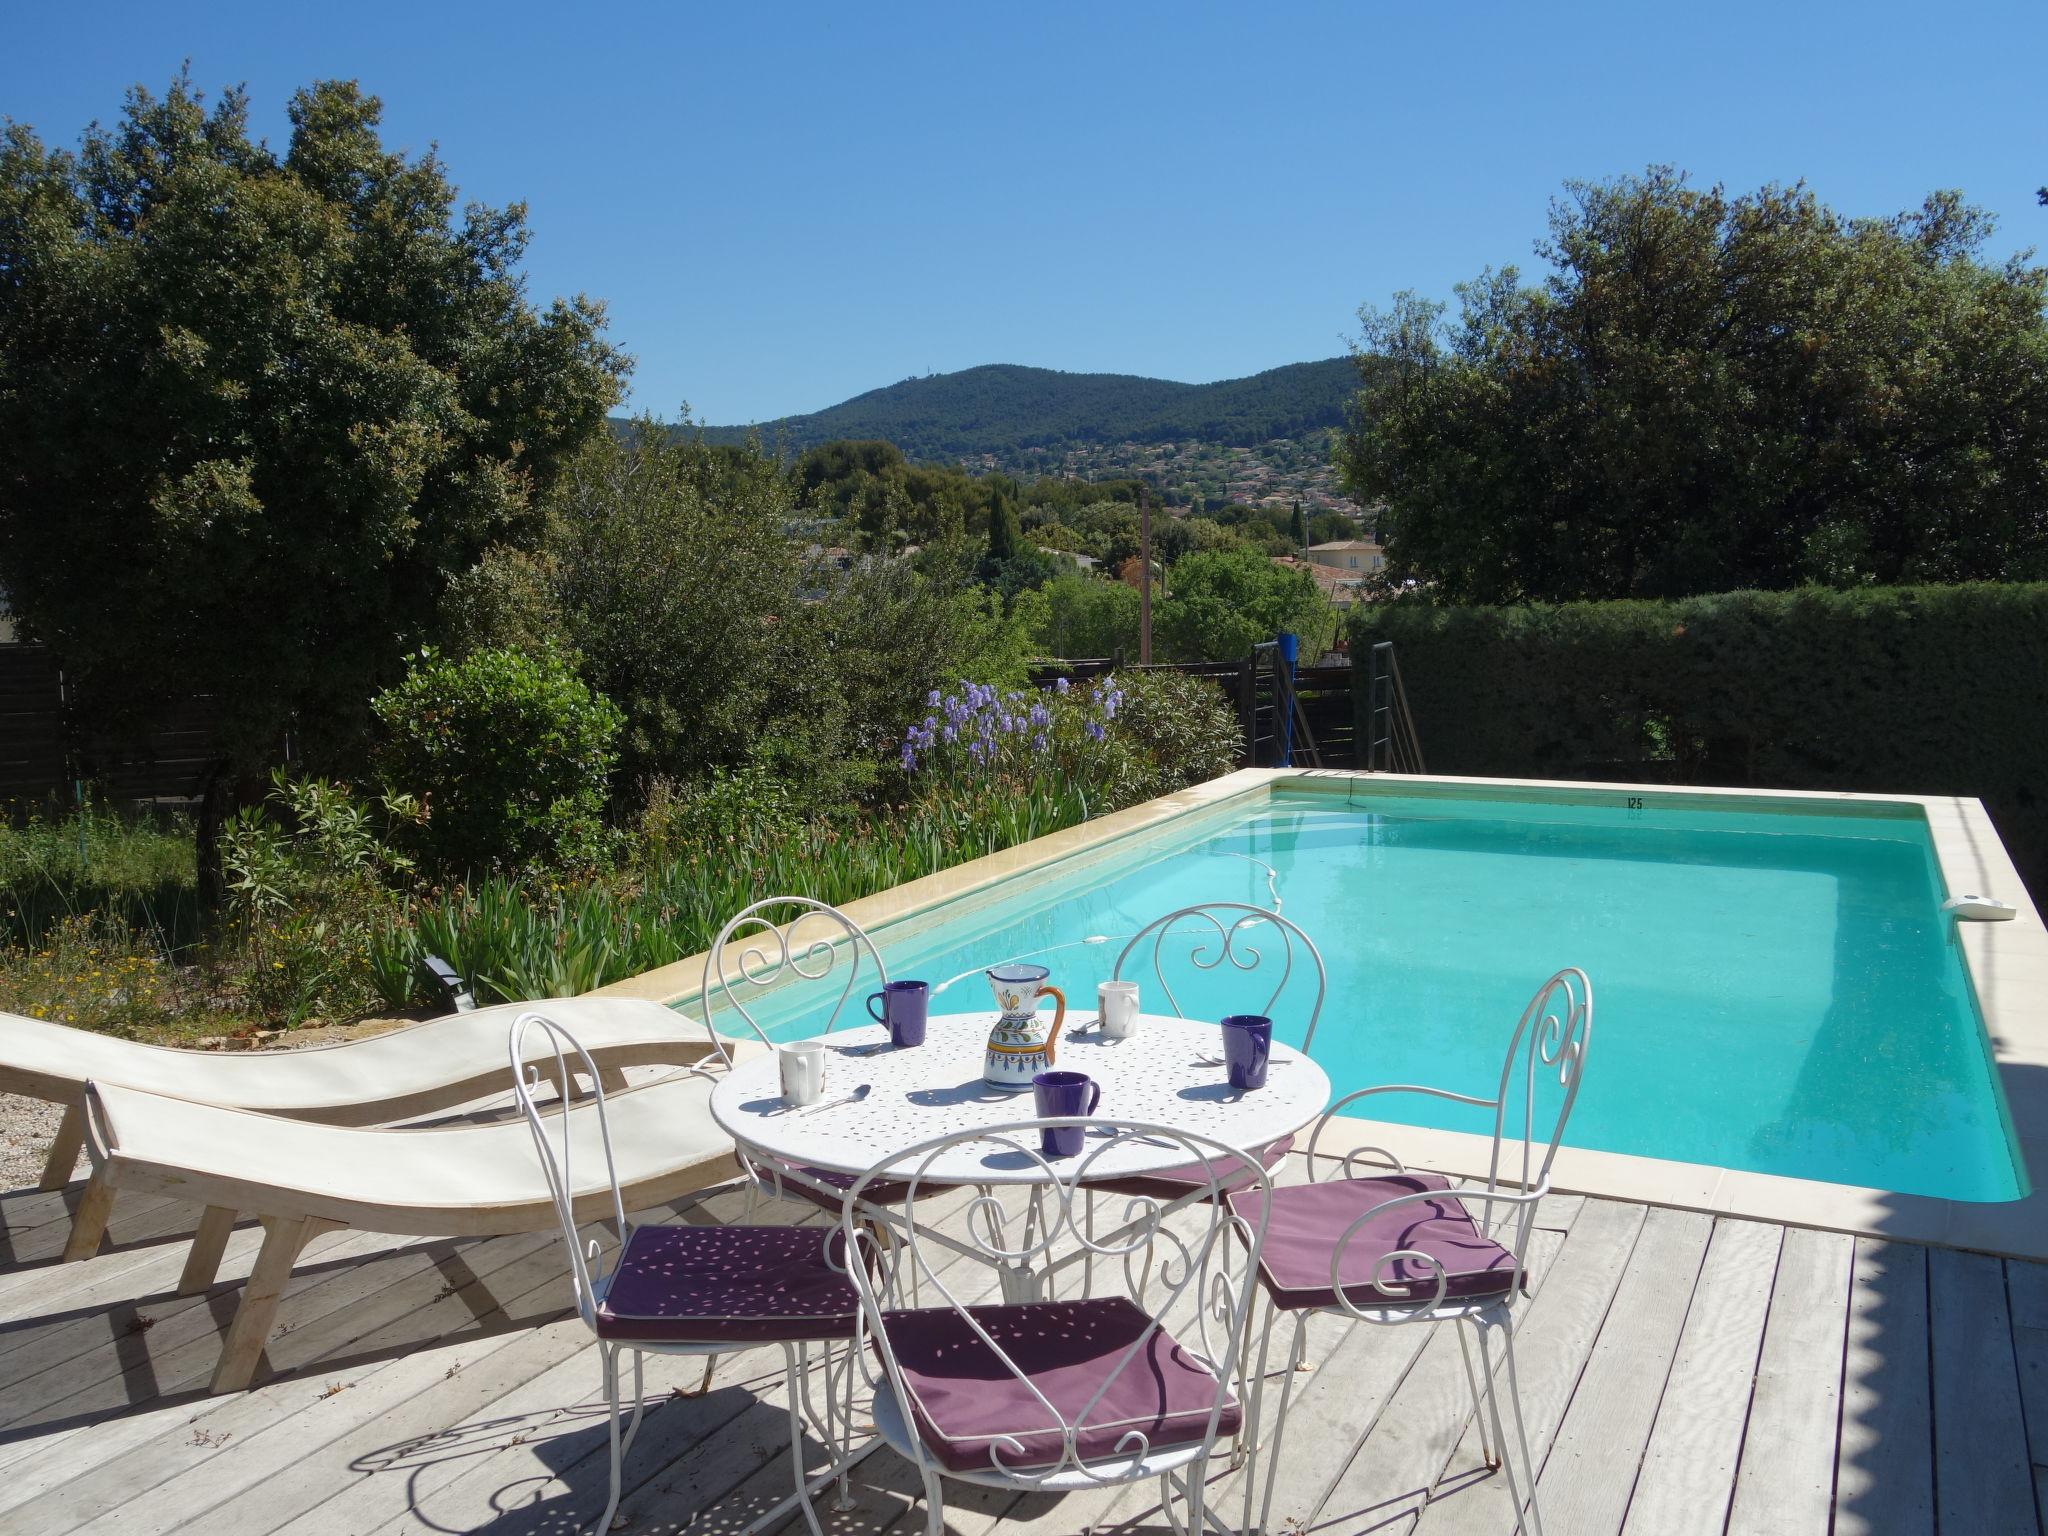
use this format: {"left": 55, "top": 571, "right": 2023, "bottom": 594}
{"left": 1226, "top": 967, "right": 1593, "bottom": 1536}
{"left": 701, "top": 896, "right": 906, "bottom": 1216}
{"left": 509, "top": 1012, "right": 863, "bottom": 1535}
{"left": 843, "top": 1116, "right": 1272, "bottom": 1536}
{"left": 1103, "top": 903, "right": 1327, "bottom": 1203}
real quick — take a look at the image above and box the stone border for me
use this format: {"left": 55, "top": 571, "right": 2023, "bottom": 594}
{"left": 597, "top": 768, "right": 2048, "bottom": 1259}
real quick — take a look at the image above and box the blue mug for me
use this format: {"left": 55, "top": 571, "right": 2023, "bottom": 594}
{"left": 1220, "top": 1014, "right": 1272, "bottom": 1091}
{"left": 866, "top": 979, "right": 929, "bottom": 1048}
{"left": 1033, "top": 1069, "right": 1102, "bottom": 1158}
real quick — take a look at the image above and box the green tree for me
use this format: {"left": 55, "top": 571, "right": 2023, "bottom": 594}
{"left": 1014, "top": 571, "right": 1142, "bottom": 659}
{"left": 1290, "top": 502, "right": 1308, "bottom": 549}
{"left": 985, "top": 488, "right": 1023, "bottom": 563}
{"left": 371, "top": 646, "right": 622, "bottom": 875}
{"left": 1341, "top": 169, "right": 2048, "bottom": 602}
{"left": 544, "top": 424, "right": 801, "bottom": 791}
{"left": 0, "top": 73, "right": 624, "bottom": 900}
{"left": 1155, "top": 550, "right": 1338, "bottom": 661}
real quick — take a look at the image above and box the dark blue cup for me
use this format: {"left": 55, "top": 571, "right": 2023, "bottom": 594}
{"left": 1033, "top": 1070, "right": 1102, "bottom": 1158}
{"left": 866, "top": 979, "right": 929, "bottom": 1048}
{"left": 1220, "top": 1014, "right": 1272, "bottom": 1091}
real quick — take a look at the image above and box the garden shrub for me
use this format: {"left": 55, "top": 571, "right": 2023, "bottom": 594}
{"left": 372, "top": 646, "right": 623, "bottom": 875}
{"left": 1103, "top": 670, "right": 1244, "bottom": 803}
{"left": 1351, "top": 584, "right": 2048, "bottom": 894}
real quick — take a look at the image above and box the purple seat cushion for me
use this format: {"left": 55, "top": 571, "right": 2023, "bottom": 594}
{"left": 878, "top": 1297, "right": 1239, "bottom": 1473}
{"left": 1227, "top": 1173, "right": 1522, "bottom": 1312}
{"left": 594, "top": 1224, "right": 861, "bottom": 1344}
{"left": 1089, "top": 1134, "right": 1293, "bottom": 1203}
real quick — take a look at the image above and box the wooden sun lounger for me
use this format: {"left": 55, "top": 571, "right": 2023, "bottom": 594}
{"left": 74, "top": 1070, "right": 744, "bottom": 1393}
{"left": 2, "top": 996, "right": 714, "bottom": 1192}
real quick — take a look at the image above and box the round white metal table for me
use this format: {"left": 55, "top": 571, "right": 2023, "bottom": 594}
{"left": 709, "top": 1010, "right": 1331, "bottom": 1186}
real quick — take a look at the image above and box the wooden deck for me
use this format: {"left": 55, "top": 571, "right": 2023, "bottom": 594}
{"left": 1, "top": 1162, "right": 2042, "bottom": 1535}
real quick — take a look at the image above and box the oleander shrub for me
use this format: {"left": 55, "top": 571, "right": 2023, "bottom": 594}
{"left": 1096, "top": 670, "right": 1244, "bottom": 805}
{"left": 372, "top": 645, "right": 624, "bottom": 876}
{"left": 1352, "top": 584, "right": 2048, "bottom": 893}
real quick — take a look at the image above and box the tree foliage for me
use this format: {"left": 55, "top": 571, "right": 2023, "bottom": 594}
{"left": 1155, "top": 550, "right": 1338, "bottom": 661}
{"left": 1014, "top": 570, "right": 1143, "bottom": 659}
{"left": 371, "top": 646, "right": 622, "bottom": 875}
{"left": 1340, "top": 169, "right": 2048, "bottom": 602}
{"left": 1351, "top": 584, "right": 2048, "bottom": 894}
{"left": 0, "top": 73, "right": 626, "bottom": 784}
{"left": 542, "top": 425, "right": 800, "bottom": 790}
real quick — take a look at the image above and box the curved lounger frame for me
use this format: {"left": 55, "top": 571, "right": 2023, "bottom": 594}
{"left": 2, "top": 995, "right": 719, "bottom": 1193}
{"left": 72, "top": 1069, "right": 741, "bottom": 1394}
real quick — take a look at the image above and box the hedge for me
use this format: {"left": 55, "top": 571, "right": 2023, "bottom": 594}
{"left": 1350, "top": 585, "right": 2048, "bottom": 897}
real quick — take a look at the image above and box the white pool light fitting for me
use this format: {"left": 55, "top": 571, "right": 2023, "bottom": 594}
{"left": 1943, "top": 894, "right": 2018, "bottom": 921}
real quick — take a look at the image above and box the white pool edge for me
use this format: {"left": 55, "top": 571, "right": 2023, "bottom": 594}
{"left": 596, "top": 767, "right": 2048, "bottom": 1261}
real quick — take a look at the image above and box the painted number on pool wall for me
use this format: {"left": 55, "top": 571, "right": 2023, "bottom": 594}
{"left": 1625, "top": 796, "right": 1644, "bottom": 817}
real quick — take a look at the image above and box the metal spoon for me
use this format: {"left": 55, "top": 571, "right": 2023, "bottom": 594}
{"left": 1191, "top": 1053, "right": 1293, "bottom": 1069}
{"left": 799, "top": 1083, "right": 873, "bottom": 1116}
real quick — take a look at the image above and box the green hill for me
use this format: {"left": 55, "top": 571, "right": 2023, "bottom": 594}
{"left": 687, "top": 358, "right": 1355, "bottom": 460}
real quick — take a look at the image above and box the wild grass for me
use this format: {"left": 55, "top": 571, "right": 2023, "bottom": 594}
{"left": 0, "top": 800, "right": 200, "bottom": 955}
{"left": 369, "top": 782, "right": 1090, "bottom": 1005}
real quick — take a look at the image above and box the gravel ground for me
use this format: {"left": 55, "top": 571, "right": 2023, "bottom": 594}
{"left": 1, "top": 1092, "right": 67, "bottom": 1191}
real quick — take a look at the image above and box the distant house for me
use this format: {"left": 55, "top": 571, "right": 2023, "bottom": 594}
{"left": 1272, "top": 555, "right": 1371, "bottom": 611}
{"left": 1305, "top": 539, "right": 1386, "bottom": 575}
{"left": 1037, "top": 546, "right": 1100, "bottom": 571}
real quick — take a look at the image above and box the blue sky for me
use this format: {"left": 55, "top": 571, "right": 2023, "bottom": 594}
{"left": 5, "top": 1, "right": 2044, "bottom": 423}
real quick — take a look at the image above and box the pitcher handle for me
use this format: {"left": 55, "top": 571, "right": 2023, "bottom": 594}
{"left": 1036, "top": 985, "right": 1067, "bottom": 1065}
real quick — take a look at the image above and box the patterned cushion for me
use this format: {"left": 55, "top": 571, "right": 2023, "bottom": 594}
{"left": 1228, "top": 1172, "right": 1522, "bottom": 1312}
{"left": 1088, "top": 1134, "right": 1293, "bottom": 1203}
{"left": 594, "top": 1224, "right": 861, "bottom": 1343}
{"left": 878, "top": 1297, "right": 1239, "bottom": 1473}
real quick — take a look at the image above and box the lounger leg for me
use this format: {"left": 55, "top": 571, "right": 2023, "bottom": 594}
{"left": 60, "top": 1172, "right": 117, "bottom": 1262}
{"left": 38, "top": 1103, "right": 86, "bottom": 1190}
{"left": 177, "top": 1206, "right": 238, "bottom": 1295}
{"left": 209, "top": 1214, "right": 338, "bottom": 1394}
{"left": 596, "top": 1065, "right": 628, "bottom": 1097}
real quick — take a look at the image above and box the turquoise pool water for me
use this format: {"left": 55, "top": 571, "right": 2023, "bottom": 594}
{"left": 746, "top": 785, "right": 2023, "bottom": 1201}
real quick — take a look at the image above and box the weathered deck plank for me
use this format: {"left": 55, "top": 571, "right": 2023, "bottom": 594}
{"left": 1832, "top": 1239, "right": 1935, "bottom": 1536}
{"left": 1518, "top": 1205, "right": 1713, "bottom": 1536}
{"left": 1344, "top": 1197, "right": 1646, "bottom": 1536}
{"left": 3, "top": 1169, "right": 2046, "bottom": 1536}
{"left": 1619, "top": 1218, "right": 1781, "bottom": 1536}
{"left": 1407, "top": 1200, "right": 1655, "bottom": 1535}
{"left": 1929, "top": 1245, "right": 2036, "bottom": 1534}
{"left": 1723, "top": 1224, "right": 1854, "bottom": 1536}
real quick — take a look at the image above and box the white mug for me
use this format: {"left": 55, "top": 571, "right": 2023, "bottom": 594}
{"left": 1096, "top": 981, "right": 1139, "bottom": 1040}
{"left": 778, "top": 1041, "right": 826, "bottom": 1106}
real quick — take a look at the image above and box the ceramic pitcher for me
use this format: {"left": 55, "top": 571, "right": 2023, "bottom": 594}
{"left": 983, "top": 962, "right": 1067, "bottom": 1091}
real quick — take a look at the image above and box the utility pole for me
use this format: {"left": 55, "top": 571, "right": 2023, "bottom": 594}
{"left": 1138, "top": 484, "right": 1153, "bottom": 663}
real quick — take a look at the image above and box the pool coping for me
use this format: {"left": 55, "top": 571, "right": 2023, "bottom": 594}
{"left": 594, "top": 767, "right": 2048, "bottom": 1262}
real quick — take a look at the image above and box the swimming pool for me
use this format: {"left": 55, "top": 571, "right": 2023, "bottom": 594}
{"left": 743, "top": 781, "right": 2025, "bottom": 1203}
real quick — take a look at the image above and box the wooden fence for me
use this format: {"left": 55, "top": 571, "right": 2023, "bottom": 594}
{"left": 5, "top": 643, "right": 1361, "bottom": 812}
{"left": 1027, "top": 655, "right": 1360, "bottom": 769}
{"left": 0, "top": 645, "right": 222, "bottom": 806}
